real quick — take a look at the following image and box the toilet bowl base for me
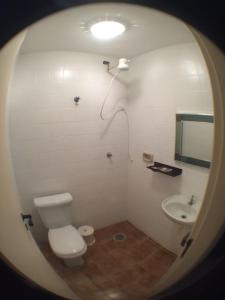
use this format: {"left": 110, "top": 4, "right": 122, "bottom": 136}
{"left": 63, "top": 256, "right": 85, "bottom": 267}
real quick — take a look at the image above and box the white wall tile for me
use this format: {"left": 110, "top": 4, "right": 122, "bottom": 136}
{"left": 8, "top": 51, "right": 128, "bottom": 242}
{"left": 8, "top": 43, "right": 213, "bottom": 254}
{"left": 127, "top": 42, "right": 213, "bottom": 254}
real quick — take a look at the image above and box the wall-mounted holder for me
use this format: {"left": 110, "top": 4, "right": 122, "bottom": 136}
{"left": 21, "top": 213, "right": 34, "bottom": 230}
{"left": 74, "top": 96, "right": 80, "bottom": 105}
{"left": 143, "top": 152, "right": 154, "bottom": 163}
{"left": 103, "top": 60, "right": 117, "bottom": 72}
{"left": 106, "top": 152, "right": 113, "bottom": 158}
{"left": 147, "top": 161, "right": 182, "bottom": 177}
{"left": 103, "top": 60, "right": 110, "bottom": 72}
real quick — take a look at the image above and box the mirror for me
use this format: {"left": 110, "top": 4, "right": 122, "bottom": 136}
{"left": 175, "top": 113, "right": 214, "bottom": 168}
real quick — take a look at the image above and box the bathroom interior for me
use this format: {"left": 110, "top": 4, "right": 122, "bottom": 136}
{"left": 7, "top": 3, "right": 214, "bottom": 300}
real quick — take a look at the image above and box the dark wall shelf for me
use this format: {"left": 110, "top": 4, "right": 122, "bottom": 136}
{"left": 147, "top": 161, "right": 182, "bottom": 177}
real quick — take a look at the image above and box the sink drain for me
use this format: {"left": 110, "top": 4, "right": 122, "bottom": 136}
{"left": 113, "top": 233, "right": 127, "bottom": 241}
{"left": 181, "top": 214, "right": 187, "bottom": 219}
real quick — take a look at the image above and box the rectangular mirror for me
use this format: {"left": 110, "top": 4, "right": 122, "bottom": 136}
{"left": 175, "top": 113, "right": 214, "bottom": 168}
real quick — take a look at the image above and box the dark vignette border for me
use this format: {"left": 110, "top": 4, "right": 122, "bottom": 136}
{"left": 0, "top": 1, "right": 225, "bottom": 300}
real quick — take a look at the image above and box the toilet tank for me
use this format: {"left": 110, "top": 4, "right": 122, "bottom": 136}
{"left": 33, "top": 193, "right": 73, "bottom": 229}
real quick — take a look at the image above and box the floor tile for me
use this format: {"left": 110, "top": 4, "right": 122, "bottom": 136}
{"left": 40, "top": 221, "right": 176, "bottom": 300}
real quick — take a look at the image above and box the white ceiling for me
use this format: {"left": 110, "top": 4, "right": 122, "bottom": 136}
{"left": 21, "top": 3, "right": 195, "bottom": 58}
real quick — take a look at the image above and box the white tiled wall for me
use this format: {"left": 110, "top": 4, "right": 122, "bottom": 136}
{"left": 127, "top": 42, "right": 213, "bottom": 254}
{"left": 9, "top": 51, "right": 128, "bottom": 242}
{"left": 9, "top": 43, "right": 213, "bottom": 253}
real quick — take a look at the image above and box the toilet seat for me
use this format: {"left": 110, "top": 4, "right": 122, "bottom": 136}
{"left": 48, "top": 225, "right": 87, "bottom": 259}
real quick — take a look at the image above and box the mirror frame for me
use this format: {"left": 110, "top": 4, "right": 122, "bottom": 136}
{"left": 175, "top": 113, "right": 214, "bottom": 168}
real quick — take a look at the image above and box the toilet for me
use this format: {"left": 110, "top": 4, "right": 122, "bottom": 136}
{"left": 33, "top": 193, "right": 87, "bottom": 267}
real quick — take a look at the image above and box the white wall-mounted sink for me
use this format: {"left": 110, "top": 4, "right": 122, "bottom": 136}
{"left": 161, "top": 194, "right": 200, "bottom": 225}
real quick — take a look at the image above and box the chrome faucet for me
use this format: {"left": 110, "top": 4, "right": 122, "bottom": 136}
{"left": 188, "top": 195, "right": 195, "bottom": 205}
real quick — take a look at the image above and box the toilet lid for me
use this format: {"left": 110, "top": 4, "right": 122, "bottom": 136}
{"left": 48, "top": 225, "right": 86, "bottom": 258}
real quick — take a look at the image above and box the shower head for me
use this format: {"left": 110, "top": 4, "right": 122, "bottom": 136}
{"left": 103, "top": 58, "right": 130, "bottom": 72}
{"left": 117, "top": 58, "right": 130, "bottom": 71}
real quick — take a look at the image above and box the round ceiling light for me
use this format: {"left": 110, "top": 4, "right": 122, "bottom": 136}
{"left": 90, "top": 20, "right": 126, "bottom": 40}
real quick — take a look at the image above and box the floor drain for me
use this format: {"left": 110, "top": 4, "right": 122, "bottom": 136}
{"left": 113, "top": 233, "right": 127, "bottom": 241}
{"left": 181, "top": 214, "right": 187, "bottom": 219}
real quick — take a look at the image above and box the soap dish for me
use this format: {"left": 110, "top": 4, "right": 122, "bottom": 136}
{"left": 147, "top": 162, "right": 182, "bottom": 177}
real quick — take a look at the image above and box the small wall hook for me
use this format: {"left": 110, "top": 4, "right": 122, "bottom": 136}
{"left": 74, "top": 96, "right": 80, "bottom": 104}
{"left": 106, "top": 152, "right": 113, "bottom": 158}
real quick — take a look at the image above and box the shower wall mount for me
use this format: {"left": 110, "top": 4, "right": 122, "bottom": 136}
{"left": 74, "top": 96, "right": 80, "bottom": 105}
{"left": 103, "top": 60, "right": 110, "bottom": 71}
{"left": 106, "top": 152, "right": 113, "bottom": 158}
{"left": 103, "top": 58, "right": 130, "bottom": 72}
{"left": 103, "top": 60, "right": 115, "bottom": 72}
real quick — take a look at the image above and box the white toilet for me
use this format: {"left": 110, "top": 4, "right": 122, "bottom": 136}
{"left": 33, "top": 193, "right": 87, "bottom": 267}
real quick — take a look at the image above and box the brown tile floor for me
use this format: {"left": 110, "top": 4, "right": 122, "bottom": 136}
{"left": 40, "top": 221, "right": 176, "bottom": 300}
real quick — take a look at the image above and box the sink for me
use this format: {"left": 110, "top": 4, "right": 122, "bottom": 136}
{"left": 161, "top": 194, "right": 199, "bottom": 225}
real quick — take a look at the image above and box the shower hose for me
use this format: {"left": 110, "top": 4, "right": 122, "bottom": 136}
{"left": 100, "top": 71, "right": 133, "bottom": 162}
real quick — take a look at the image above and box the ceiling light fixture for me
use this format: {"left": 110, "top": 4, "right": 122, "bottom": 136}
{"left": 90, "top": 20, "right": 126, "bottom": 40}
